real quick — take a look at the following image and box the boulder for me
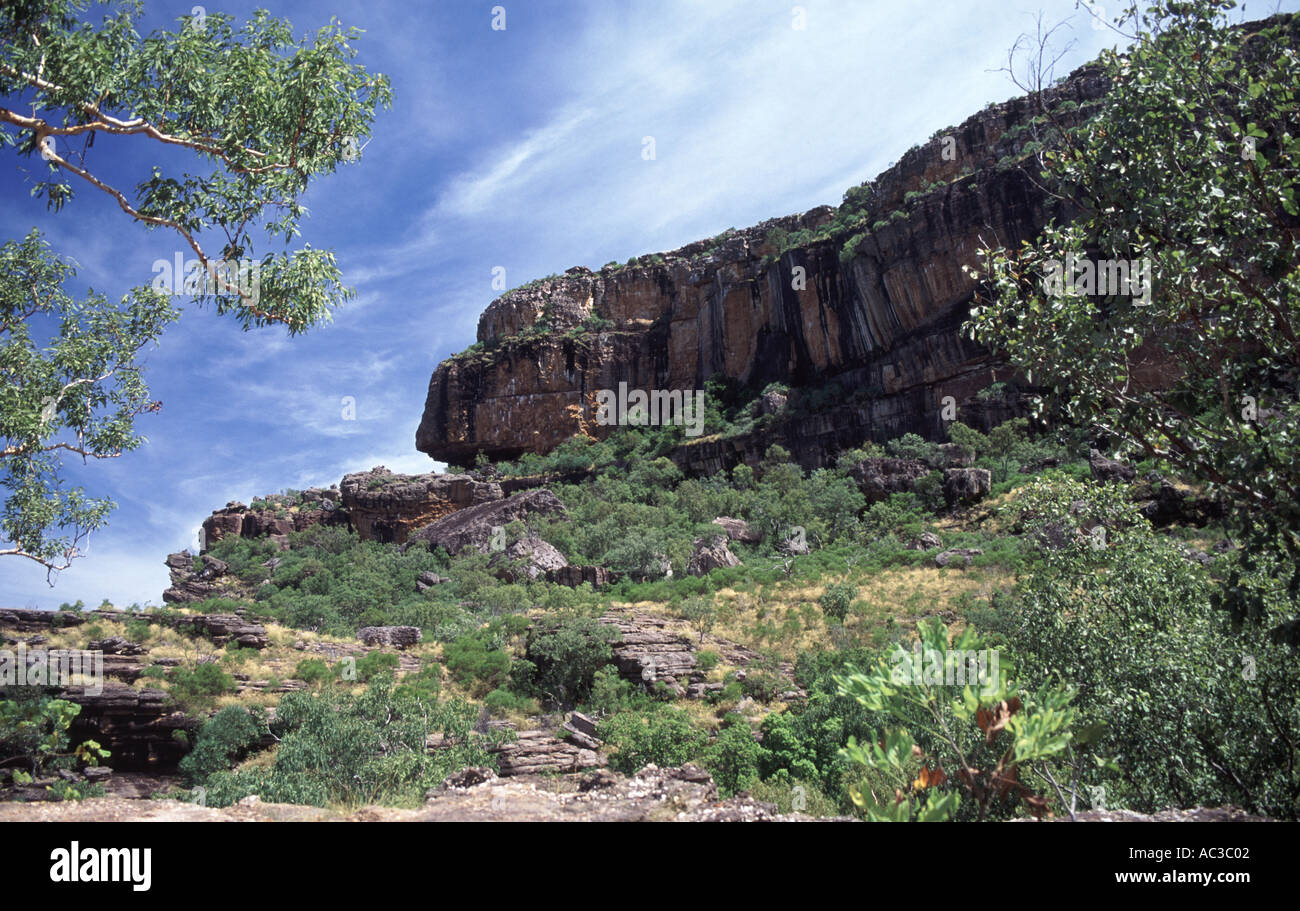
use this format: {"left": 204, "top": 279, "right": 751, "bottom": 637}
{"left": 943, "top": 468, "right": 992, "bottom": 506}
{"left": 599, "top": 610, "right": 697, "bottom": 685}
{"left": 547, "top": 565, "right": 619, "bottom": 590}
{"left": 416, "top": 571, "right": 448, "bottom": 592}
{"left": 759, "top": 390, "right": 788, "bottom": 415}
{"left": 489, "top": 730, "right": 605, "bottom": 777}
{"left": 357, "top": 626, "right": 423, "bottom": 648}
{"left": 173, "top": 614, "right": 269, "bottom": 650}
{"left": 686, "top": 534, "right": 740, "bottom": 576}
{"left": 340, "top": 467, "right": 503, "bottom": 544}
{"left": 848, "top": 458, "right": 931, "bottom": 503}
{"left": 562, "top": 711, "right": 601, "bottom": 750}
{"left": 778, "top": 533, "right": 810, "bottom": 556}
{"left": 935, "top": 548, "right": 983, "bottom": 568}
{"left": 1089, "top": 449, "right": 1136, "bottom": 483}
{"left": 162, "top": 551, "right": 221, "bottom": 603}
{"left": 87, "top": 636, "right": 146, "bottom": 656}
{"left": 407, "top": 488, "right": 567, "bottom": 556}
{"left": 1132, "top": 479, "right": 1222, "bottom": 528}
{"left": 687, "top": 682, "right": 725, "bottom": 699}
{"left": 712, "top": 516, "right": 761, "bottom": 544}
{"left": 937, "top": 443, "right": 975, "bottom": 467}
{"left": 492, "top": 535, "right": 568, "bottom": 581}
{"left": 907, "top": 532, "right": 942, "bottom": 551}
{"left": 631, "top": 554, "right": 674, "bottom": 581}
{"left": 438, "top": 767, "right": 498, "bottom": 791}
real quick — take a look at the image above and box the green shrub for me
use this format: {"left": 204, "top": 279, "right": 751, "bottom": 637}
{"left": 583, "top": 667, "right": 637, "bottom": 715}
{"left": 394, "top": 665, "right": 441, "bottom": 703}
{"left": 748, "top": 777, "right": 841, "bottom": 817}
{"left": 819, "top": 582, "right": 856, "bottom": 621}
{"left": 195, "top": 680, "right": 501, "bottom": 808}
{"left": 705, "top": 715, "right": 763, "bottom": 796}
{"left": 179, "top": 706, "right": 264, "bottom": 783}
{"left": 600, "top": 703, "right": 708, "bottom": 773}
{"left": 168, "top": 663, "right": 236, "bottom": 706}
{"left": 443, "top": 635, "right": 512, "bottom": 696}
{"left": 989, "top": 477, "right": 1300, "bottom": 818}
{"left": 483, "top": 687, "right": 538, "bottom": 717}
{"left": 354, "top": 651, "right": 400, "bottom": 683}
{"left": 0, "top": 693, "right": 109, "bottom": 789}
{"left": 294, "top": 658, "right": 332, "bottom": 685}
{"left": 522, "top": 616, "right": 617, "bottom": 705}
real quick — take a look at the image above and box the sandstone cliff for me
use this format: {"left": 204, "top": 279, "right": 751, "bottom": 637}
{"left": 416, "top": 66, "right": 1110, "bottom": 468}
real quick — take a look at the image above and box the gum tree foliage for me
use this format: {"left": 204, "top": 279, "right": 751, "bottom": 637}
{"left": 1, "top": 231, "right": 176, "bottom": 574}
{"left": 966, "top": 1, "right": 1300, "bottom": 624}
{"left": 0, "top": 1, "right": 390, "bottom": 574}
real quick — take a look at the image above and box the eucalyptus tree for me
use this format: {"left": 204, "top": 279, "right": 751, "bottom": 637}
{"left": 0, "top": 1, "right": 391, "bottom": 575}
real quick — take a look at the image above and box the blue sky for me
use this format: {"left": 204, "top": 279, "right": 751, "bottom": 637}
{"left": 3, "top": 0, "right": 1292, "bottom": 608}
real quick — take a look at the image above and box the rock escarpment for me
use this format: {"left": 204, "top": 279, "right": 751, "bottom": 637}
{"left": 416, "top": 67, "right": 1111, "bottom": 468}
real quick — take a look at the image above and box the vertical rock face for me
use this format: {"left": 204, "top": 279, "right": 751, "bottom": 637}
{"left": 415, "top": 67, "right": 1110, "bottom": 467}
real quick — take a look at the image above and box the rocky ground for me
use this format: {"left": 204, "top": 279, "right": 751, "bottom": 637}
{"left": 0, "top": 765, "right": 838, "bottom": 822}
{"left": 2, "top": 766, "right": 1265, "bottom": 822}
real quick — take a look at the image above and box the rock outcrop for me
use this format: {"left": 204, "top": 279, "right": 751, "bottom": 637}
{"left": 935, "top": 548, "right": 983, "bottom": 568}
{"left": 599, "top": 611, "right": 698, "bottom": 688}
{"left": 712, "top": 516, "right": 761, "bottom": 544}
{"left": 1131, "top": 477, "right": 1224, "bottom": 528}
{"left": 489, "top": 730, "right": 604, "bottom": 777}
{"left": 62, "top": 685, "right": 199, "bottom": 770}
{"left": 162, "top": 551, "right": 226, "bottom": 603}
{"left": 546, "top": 565, "right": 619, "bottom": 590}
{"left": 200, "top": 488, "right": 348, "bottom": 551}
{"left": 191, "top": 471, "right": 509, "bottom": 553}
{"left": 172, "top": 613, "right": 270, "bottom": 649}
{"left": 0, "top": 764, "right": 846, "bottom": 821}
{"left": 942, "top": 467, "right": 992, "bottom": 506}
{"left": 1089, "top": 449, "right": 1137, "bottom": 484}
{"left": 0, "top": 606, "right": 267, "bottom": 649}
{"left": 491, "top": 535, "right": 569, "bottom": 581}
{"left": 357, "top": 626, "right": 423, "bottom": 648}
{"left": 848, "top": 457, "right": 931, "bottom": 503}
{"left": 416, "top": 65, "right": 1112, "bottom": 468}
{"left": 339, "top": 468, "right": 503, "bottom": 544}
{"left": 406, "top": 488, "right": 567, "bottom": 556}
{"left": 686, "top": 534, "right": 740, "bottom": 576}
